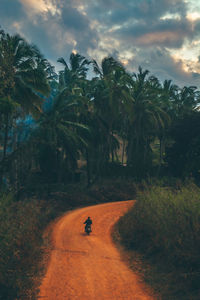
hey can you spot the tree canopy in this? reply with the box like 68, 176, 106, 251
1, 29, 200, 190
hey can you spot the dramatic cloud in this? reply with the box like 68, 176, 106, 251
110, 18, 192, 48
0, 0, 200, 87
130, 47, 200, 87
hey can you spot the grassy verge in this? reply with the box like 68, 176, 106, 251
0, 194, 59, 300
116, 183, 200, 299
0, 178, 137, 299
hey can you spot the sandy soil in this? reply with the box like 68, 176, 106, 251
38, 200, 156, 299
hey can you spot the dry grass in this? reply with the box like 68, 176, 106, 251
116, 183, 200, 299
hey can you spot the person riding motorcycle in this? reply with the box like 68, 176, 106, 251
84, 217, 92, 234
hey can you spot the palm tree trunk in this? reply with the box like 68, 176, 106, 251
111, 148, 114, 162
159, 136, 164, 166
159, 137, 162, 165
121, 139, 126, 165
3, 113, 9, 160
86, 149, 91, 187
108, 132, 112, 163
157, 136, 164, 176
13, 124, 19, 191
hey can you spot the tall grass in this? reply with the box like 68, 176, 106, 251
117, 183, 200, 299
0, 194, 58, 300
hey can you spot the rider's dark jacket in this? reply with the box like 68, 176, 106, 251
84, 218, 92, 226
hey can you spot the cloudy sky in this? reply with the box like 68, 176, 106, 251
1, 0, 200, 87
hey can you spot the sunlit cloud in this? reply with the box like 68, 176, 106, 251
120, 59, 129, 66
172, 54, 200, 75
170, 44, 200, 81
136, 31, 183, 46
12, 22, 22, 32
19, 0, 59, 15
187, 12, 200, 21
170, 39, 200, 62
90, 20, 100, 30
160, 13, 181, 21
76, 4, 87, 16
108, 25, 122, 33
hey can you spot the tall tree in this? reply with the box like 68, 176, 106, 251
173, 86, 200, 117
0, 29, 51, 189
165, 111, 200, 179
57, 52, 90, 93
35, 94, 89, 182
126, 67, 168, 178
0, 30, 50, 160
91, 57, 131, 168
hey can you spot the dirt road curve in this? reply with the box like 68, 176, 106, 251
39, 200, 155, 300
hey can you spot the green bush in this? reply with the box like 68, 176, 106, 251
117, 183, 200, 299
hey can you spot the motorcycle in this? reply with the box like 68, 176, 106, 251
85, 224, 92, 235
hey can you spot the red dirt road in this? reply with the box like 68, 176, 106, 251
39, 200, 155, 299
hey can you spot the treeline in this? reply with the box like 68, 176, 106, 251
1, 29, 200, 193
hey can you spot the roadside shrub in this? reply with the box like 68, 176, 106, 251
0, 194, 56, 299
117, 183, 200, 299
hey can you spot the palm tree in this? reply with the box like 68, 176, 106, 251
57, 52, 90, 93
0, 29, 50, 160
126, 67, 169, 178
174, 86, 200, 116
35, 94, 89, 182
91, 57, 131, 165
35, 52, 91, 182
156, 80, 178, 165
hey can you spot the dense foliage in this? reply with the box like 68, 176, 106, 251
117, 183, 200, 299
165, 112, 200, 179
1, 29, 200, 191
